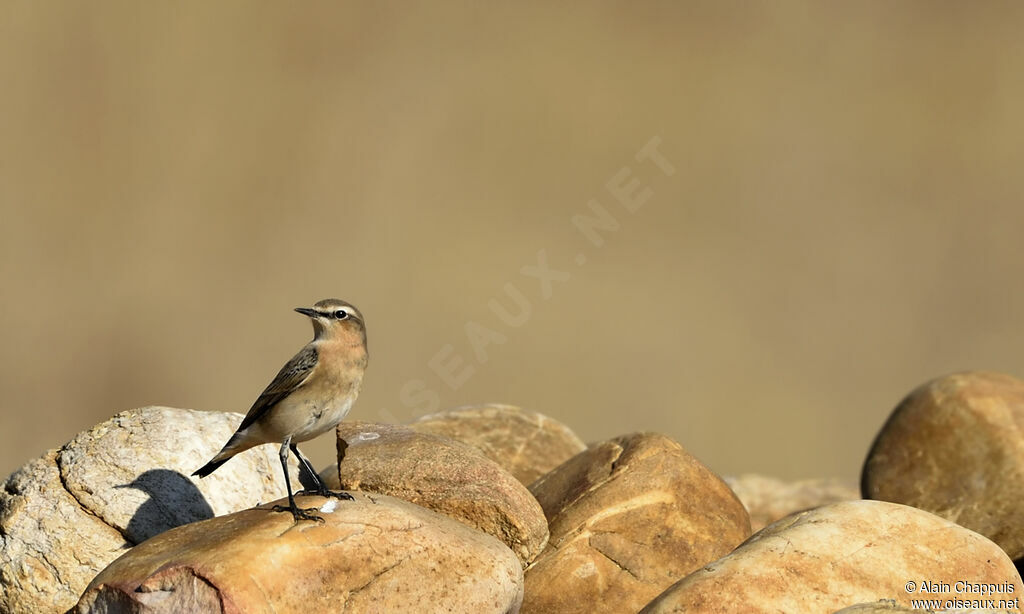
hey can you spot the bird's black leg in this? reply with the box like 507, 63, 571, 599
292, 443, 354, 501
271, 437, 323, 523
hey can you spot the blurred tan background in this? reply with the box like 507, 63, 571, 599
2, 2, 1023, 483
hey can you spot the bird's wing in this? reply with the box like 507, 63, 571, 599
237, 344, 319, 432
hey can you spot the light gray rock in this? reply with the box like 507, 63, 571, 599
0, 406, 294, 614
75, 492, 525, 614
409, 404, 586, 485
0, 451, 124, 614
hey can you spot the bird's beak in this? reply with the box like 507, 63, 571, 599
294, 307, 319, 318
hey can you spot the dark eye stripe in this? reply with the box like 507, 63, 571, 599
314, 307, 358, 320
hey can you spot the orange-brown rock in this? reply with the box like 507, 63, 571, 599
862, 371, 1024, 559
726, 473, 859, 531
329, 421, 548, 566
408, 404, 586, 486
523, 433, 750, 614
0, 407, 290, 614
74, 492, 524, 614
640, 500, 1024, 614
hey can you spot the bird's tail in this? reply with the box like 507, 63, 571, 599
192, 430, 259, 478
192, 457, 229, 478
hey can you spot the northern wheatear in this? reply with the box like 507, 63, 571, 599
193, 298, 368, 522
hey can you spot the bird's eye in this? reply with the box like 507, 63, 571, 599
334, 310, 348, 320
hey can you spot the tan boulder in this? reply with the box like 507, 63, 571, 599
640, 500, 1024, 614
524, 433, 750, 614
862, 371, 1024, 559
74, 492, 524, 614
409, 404, 586, 485
726, 473, 859, 531
0, 406, 291, 614
327, 421, 548, 566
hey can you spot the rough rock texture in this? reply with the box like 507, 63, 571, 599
639, 500, 1024, 614
409, 404, 586, 485
325, 421, 548, 566
524, 433, 751, 614
0, 406, 294, 614
726, 473, 860, 531
862, 371, 1024, 560
75, 492, 524, 614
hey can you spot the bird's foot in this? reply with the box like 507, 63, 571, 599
298, 488, 355, 501
271, 504, 325, 523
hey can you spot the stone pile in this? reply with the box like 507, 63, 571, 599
1, 373, 1023, 613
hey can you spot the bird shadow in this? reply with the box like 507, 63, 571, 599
116, 469, 215, 546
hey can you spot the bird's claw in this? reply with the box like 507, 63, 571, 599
298, 488, 355, 501
271, 504, 325, 523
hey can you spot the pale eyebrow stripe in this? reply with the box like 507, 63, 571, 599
317, 307, 354, 318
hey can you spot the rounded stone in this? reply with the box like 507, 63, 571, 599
74, 492, 524, 614
524, 433, 750, 614
1, 406, 291, 614
639, 500, 1024, 614
726, 473, 859, 532
409, 404, 586, 486
862, 371, 1024, 559
330, 421, 549, 566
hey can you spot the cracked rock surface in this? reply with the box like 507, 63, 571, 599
522, 433, 750, 614
409, 404, 586, 486
327, 421, 549, 567
0, 406, 294, 614
74, 492, 525, 614
640, 500, 1024, 614
862, 371, 1024, 560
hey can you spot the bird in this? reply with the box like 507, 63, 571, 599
192, 298, 368, 522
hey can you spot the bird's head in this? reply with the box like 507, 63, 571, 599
295, 298, 366, 346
